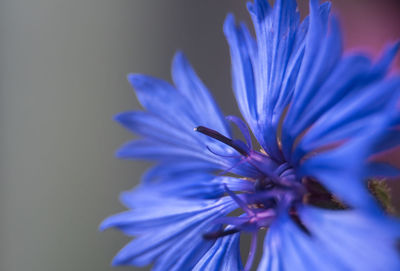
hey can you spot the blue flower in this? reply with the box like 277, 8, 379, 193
101, 0, 400, 270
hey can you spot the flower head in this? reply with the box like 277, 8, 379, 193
101, 0, 400, 270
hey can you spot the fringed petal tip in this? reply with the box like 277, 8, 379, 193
98, 220, 109, 232
98, 215, 118, 232
112, 111, 143, 131
375, 40, 400, 74
126, 73, 146, 89
223, 13, 236, 37
246, 0, 271, 21
111, 251, 142, 267
98, 209, 138, 233
111, 258, 122, 267
171, 50, 187, 72
112, 111, 125, 123
110, 243, 140, 267
114, 142, 133, 159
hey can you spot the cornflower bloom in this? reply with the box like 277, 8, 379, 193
101, 0, 400, 270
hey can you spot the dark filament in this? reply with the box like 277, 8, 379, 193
195, 126, 249, 156
203, 228, 240, 240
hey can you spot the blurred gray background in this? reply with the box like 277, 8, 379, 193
0, 1, 399, 271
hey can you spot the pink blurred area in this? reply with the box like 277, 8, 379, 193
332, 0, 400, 70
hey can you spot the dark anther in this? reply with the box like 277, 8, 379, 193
303, 177, 348, 210
195, 126, 248, 156
289, 207, 311, 236
202, 228, 240, 240
303, 178, 332, 196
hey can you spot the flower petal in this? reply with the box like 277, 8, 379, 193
116, 138, 229, 167
171, 51, 230, 135
295, 78, 400, 163
282, 2, 340, 159
257, 225, 284, 271
260, 207, 400, 271
120, 172, 253, 204
114, 111, 200, 148
119, 69, 235, 170
128, 74, 198, 131
223, 13, 258, 133
284, 37, 399, 165
246, 0, 302, 160
100, 197, 237, 267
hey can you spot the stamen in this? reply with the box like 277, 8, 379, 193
195, 126, 249, 156
195, 125, 282, 182
245, 151, 281, 183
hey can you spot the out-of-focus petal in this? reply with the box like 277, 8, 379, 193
260, 207, 400, 271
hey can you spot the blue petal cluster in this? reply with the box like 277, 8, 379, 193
101, 0, 400, 270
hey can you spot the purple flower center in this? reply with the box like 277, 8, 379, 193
196, 120, 310, 270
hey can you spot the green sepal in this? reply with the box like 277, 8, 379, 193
368, 179, 396, 215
